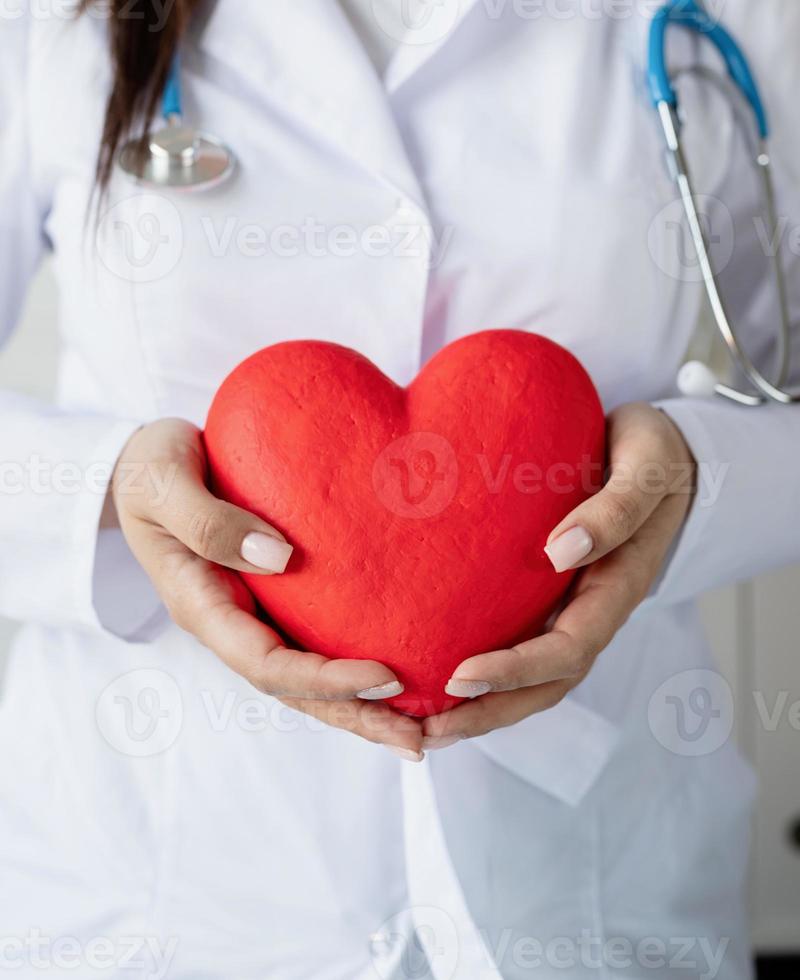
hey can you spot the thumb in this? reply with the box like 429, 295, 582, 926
545, 458, 666, 574
144, 462, 294, 575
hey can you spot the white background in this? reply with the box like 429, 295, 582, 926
1, 262, 798, 950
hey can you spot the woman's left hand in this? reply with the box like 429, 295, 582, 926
421, 402, 697, 751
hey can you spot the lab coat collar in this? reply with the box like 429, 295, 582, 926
192, 0, 433, 209
383, 0, 483, 93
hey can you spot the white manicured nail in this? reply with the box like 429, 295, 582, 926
388, 746, 424, 763
445, 679, 491, 699
544, 525, 593, 573
422, 734, 463, 751
241, 532, 293, 573
357, 681, 404, 701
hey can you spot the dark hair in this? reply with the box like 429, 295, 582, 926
80, 0, 204, 187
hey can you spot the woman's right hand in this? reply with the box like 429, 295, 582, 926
109, 418, 424, 760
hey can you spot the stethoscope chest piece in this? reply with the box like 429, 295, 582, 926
117, 54, 235, 192
118, 123, 235, 192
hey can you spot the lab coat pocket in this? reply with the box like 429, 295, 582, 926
595, 740, 757, 980
472, 695, 620, 807
420, 734, 608, 979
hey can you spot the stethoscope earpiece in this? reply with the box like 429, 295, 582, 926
677, 361, 767, 407
676, 361, 719, 399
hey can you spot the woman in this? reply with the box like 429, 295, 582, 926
0, 0, 797, 977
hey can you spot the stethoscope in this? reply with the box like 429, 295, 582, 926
117, 0, 796, 407
118, 55, 235, 192
650, 0, 794, 406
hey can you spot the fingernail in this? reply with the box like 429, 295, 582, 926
388, 746, 425, 763
357, 681, 404, 701
241, 532, 293, 573
444, 679, 491, 699
544, 525, 593, 573
422, 734, 463, 751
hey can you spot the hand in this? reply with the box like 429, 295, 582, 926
421, 403, 696, 751
110, 419, 424, 759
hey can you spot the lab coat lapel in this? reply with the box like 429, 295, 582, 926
194, 0, 426, 208
384, 0, 482, 93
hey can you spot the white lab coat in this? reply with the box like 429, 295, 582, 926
1, 2, 798, 977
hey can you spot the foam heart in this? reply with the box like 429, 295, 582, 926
204, 330, 605, 717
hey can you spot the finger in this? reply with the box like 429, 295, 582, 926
280, 697, 425, 759
445, 632, 582, 696
446, 571, 629, 694
125, 521, 404, 701
544, 404, 680, 572
543, 494, 688, 662
422, 683, 571, 747
444, 565, 633, 697
122, 429, 293, 576
158, 467, 293, 575
448, 497, 687, 696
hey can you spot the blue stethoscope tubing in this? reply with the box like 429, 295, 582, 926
648, 0, 795, 405
161, 55, 183, 121
648, 0, 769, 139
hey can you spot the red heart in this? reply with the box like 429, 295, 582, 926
204, 330, 604, 717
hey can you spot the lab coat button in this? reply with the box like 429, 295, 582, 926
395, 198, 416, 219
368, 929, 396, 953
368, 928, 402, 968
